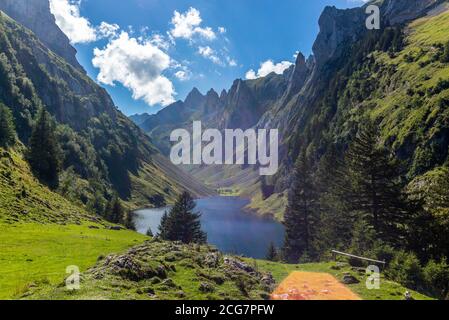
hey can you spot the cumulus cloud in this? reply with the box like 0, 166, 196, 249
49, 0, 97, 44
98, 22, 120, 39
170, 7, 216, 41
198, 46, 222, 65
92, 32, 175, 107
174, 70, 190, 81
245, 60, 293, 80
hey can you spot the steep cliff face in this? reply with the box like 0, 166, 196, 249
312, 6, 366, 68
0, 0, 83, 71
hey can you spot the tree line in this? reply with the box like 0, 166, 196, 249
0, 104, 134, 228
278, 118, 449, 299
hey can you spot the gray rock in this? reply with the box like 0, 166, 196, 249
342, 274, 360, 285
199, 282, 215, 293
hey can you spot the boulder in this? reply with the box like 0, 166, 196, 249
342, 273, 360, 285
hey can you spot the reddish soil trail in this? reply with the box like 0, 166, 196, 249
271, 272, 361, 300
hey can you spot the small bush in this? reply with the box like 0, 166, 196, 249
386, 251, 423, 290
441, 41, 449, 63
422, 259, 449, 299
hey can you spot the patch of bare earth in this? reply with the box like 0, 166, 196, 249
271, 272, 361, 300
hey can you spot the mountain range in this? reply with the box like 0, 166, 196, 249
132, 0, 449, 220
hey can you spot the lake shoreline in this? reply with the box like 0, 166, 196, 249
133, 196, 285, 259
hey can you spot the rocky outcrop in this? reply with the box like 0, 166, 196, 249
0, 0, 84, 72
382, 0, 445, 25
312, 0, 445, 68
312, 6, 366, 67
285, 52, 313, 99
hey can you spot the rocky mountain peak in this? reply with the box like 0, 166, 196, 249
312, 6, 366, 67
220, 89, 228, 101
206, 88, 219, 99
285, 52, 311, 97
184, 87, 205, 109
0, 0, 84, 72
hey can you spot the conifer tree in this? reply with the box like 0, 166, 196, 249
344, 119, 408, 244
158, 192, 207, 244
146, 227, 153, 237
0, 102, 15, 148
27, 108, 61, 188
442, 41, 449, 63
266, 242, 279, 261
124, 211, 136, 231
315, 144, 354, 251
282, 152, 319, 263
107, 195, 125, 224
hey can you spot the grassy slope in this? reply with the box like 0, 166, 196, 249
360, 9, 449, 169
0, 223, 146, 299
24, 241, 274, 300
251, 259, 433, 301
0, 148, 147, 299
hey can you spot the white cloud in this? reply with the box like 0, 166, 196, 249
198, 46, 222, 65
98, 22, 120, 39
218, 27, 226, 34
245, 60, 293, 80
226, 56, 237, 67
174, 70, 190, 81
92, 32, 175, 107
245, 70, 257, 80
49, 0, 97, 44
149, 34, 171, 50
170, 7, 216, 41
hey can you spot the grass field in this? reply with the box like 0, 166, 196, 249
0, 222, 147, 299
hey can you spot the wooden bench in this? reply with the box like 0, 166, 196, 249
331, 250, 386, 268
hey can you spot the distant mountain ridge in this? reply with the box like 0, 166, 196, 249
132, 0, 449, 219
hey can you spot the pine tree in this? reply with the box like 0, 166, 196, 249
315, 144, 354, 252
282, 152, 319, 263
344, 119, 408, 244
27, 108, 61, 188
124, 211, 136, 231
266, 242, 279, 261
442, 41, 449, 63
0, 102, 15, 148
158, 211, 171, 240
107, 195, 125, 224
158, 192, 207, 244
146, 227, 153, 237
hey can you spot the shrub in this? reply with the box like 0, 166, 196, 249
422, 259, 449, 299
441, 41, 449, 63
0, 103, 16, 148
386, 251, 423, 290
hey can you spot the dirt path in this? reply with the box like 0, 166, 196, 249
271, 272, 361, 300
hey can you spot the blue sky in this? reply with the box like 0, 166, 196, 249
50, 0, 365, 115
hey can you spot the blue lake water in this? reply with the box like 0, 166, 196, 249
134, 196, 285, 259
